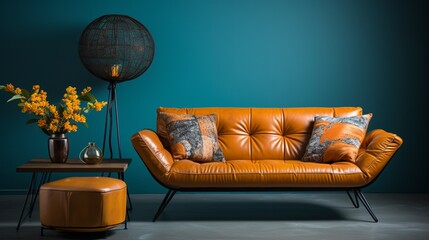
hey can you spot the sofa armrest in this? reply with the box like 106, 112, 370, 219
131, 129, 174, 181
355, 129, 403, 183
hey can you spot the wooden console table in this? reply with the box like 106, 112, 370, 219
15, 158, 131, 231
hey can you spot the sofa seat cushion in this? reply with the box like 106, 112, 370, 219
166, 160, 367, 189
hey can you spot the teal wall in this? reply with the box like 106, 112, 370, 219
0, 0, 427, 193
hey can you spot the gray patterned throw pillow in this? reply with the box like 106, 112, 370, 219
160, 112, 225, 163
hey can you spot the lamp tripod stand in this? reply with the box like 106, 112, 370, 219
102, 82, 122, 160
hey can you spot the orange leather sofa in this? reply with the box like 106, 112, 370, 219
131, 107, 402, 222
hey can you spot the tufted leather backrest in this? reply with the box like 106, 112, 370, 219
157, 107, 362, 160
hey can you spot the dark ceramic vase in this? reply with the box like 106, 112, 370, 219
48, 133, 69, 163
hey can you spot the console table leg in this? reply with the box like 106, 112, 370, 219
118, 172, 133, 221
118, 172, 132, 208
28, 172, 49, 218
16, 172, 51, 231
16, 173, 36, 231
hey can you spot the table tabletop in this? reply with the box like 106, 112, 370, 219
16, 158, 131, 173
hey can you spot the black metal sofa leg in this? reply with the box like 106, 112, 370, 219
347, 190, 359, 208
153, 189, 177, 222
355, 189, 379, 223
152, 189, 377, 222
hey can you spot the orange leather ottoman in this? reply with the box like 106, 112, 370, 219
39, 176, 127, 232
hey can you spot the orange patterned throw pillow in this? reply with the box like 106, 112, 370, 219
160, 112, 225, 163
302, 114, 372, 163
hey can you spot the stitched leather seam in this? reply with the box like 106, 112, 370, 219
250, 108, 253, 160
282, 108, 286, 160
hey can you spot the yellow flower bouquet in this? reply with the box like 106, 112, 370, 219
0, 83, 107, 135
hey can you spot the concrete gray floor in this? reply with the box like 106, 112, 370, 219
1, 193, 428, 240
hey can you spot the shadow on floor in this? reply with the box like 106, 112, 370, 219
131, 199, 349, 222
6, 226, 126, 240
40, 228, 125, 239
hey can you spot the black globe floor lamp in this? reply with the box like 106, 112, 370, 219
78, 14, 154, 160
